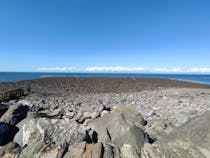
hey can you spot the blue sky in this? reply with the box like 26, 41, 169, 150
0, 0, 210, 73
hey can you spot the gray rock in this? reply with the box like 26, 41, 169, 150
88, 106, 146, 149
0, 142, 21, 158
103, 144, 114, 158
92, 142, 104, 158
18, 140, 46, 158
141, 111, 210, 158
63, 142, 86, 158
14, 117, 86, 147
120, 144, 141, 158
106, 113, 145, 148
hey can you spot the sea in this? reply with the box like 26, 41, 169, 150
0, 72, 210, 85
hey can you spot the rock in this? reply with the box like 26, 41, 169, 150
0, 142, 21, 158
88, 106, 146, 149
79, 111, 100, 124
18, 140, 46, 158
0, 104, 29, 126
36, 108, 62, 118
14, 117, 86, 147
107, 114, 145, 148
0, 89, 24, 103
82, 143, 94, 158
141, 111, 210, 158
103, 144, 114, 158
13, 113, 34, 146
92, 142, 104, 158
120, 144, 140, 158
145, 120, 172, 139
64, 142, 86, 158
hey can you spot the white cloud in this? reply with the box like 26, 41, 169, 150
187, 67, 210, 73
36, 66, 210, 73
152, 67, 185, 73
153, 68, 169, 72
37, 67, 76, 72
85, 66, 145, 72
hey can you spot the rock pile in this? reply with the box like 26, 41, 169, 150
0, 87, 210, 158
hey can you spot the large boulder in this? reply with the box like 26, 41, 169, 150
14, 117, 86, 146
141, 111, 210, 158
88, 106, 146, 154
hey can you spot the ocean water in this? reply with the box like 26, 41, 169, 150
0, 72, 210, 85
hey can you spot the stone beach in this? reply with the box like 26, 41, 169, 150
0, 77, 210, 158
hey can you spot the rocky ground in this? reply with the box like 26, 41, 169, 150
0, 77, 210, 158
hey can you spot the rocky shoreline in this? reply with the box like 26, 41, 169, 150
0, 77, 210, 158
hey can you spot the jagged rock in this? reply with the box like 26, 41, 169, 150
107, 113, 145, 148
0, 104, 29, 126
103, 144, 114, 158
141, 111, 210, 158
79, 111, 100, 124
18, 140, 46, 158
64, 142, 86, 158
36, 108, 62, 118
0, 142, 21, 158
120, 144, 141, 158
14, 117, 86, 147
82, 143, 94, 158
88, 106, 146, 149
92, 142, 104, 158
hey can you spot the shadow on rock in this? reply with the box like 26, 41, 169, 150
0, 122, 19, 146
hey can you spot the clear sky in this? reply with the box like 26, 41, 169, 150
0, 0, 210, 73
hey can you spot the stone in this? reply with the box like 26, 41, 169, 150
107, 114, 145, 148
0, 142, 21, 158
92, 142, 104, 158
141, 111, 210, 158
120, 144, 140, 158
88, 106, 146, 149
18, 140, 46, 158
103, 144, 114, 158
0, 104, 29, 126
64, 142, 86, 158
14, 117, 86, 147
